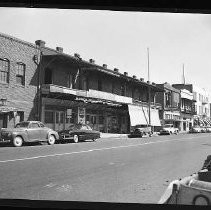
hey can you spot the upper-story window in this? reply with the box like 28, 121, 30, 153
44, 68, 52, 84
16, 62, 25, 86
0, 58, 9, 84
121, 83, 125, 96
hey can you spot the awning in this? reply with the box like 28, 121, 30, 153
0, 106, 18, 113
128, 105, 148, 126
128, 105, 161, 126
143, 107, 161, 126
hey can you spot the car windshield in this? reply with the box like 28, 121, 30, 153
164, 125, 173, 128
15, 122, 30, 128
68, 124, 82, 130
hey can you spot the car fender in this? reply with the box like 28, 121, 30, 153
12, 131, 28, 142
48, 130, 59, 140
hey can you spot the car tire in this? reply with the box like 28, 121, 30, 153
13, 136, 23, 147
73, 134, 79, 143
47, 134, 56, 145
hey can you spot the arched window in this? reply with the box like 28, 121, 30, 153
16, 62, 25, 85
0, 58, 9, 83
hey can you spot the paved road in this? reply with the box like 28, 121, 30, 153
0, 133, 211, 204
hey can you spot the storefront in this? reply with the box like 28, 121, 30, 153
41, 97, 129, 133
163, 111, 181, 130
128, 104, 161, 130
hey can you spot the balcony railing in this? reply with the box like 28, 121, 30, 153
132, 99, 162, 109
41, 84, 133, 104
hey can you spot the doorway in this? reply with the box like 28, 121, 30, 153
55, 111, 64, 131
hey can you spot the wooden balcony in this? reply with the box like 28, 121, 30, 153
41, 84, 133, 104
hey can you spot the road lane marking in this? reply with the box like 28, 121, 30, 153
0, 135, 209, 164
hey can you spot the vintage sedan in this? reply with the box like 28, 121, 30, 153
0, 121, 59, 147
58, 124, 101, 143
189, 126, 202, 133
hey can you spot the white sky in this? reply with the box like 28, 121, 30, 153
1, 7, 211, 93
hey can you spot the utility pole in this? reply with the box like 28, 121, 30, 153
147, 47, 151, 127
182, 63, 185, 85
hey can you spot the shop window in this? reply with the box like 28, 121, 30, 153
91, 116, 97, 124
45, 111, 54, 123
0, 58, 9, 84
99, 116, 104, 124
16, 62, 25, 86
44, 68, 53, 84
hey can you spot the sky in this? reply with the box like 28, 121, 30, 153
0, 7, 211, 93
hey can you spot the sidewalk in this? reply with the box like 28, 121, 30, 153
100, 131, 189, 139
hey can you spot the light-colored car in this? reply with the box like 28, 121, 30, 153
205, 127, 211, 133
0, 121, 59, 147
189, 126, 202, 133
159, 124, 179, 135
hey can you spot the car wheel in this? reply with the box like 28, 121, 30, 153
92, 138, 96, 141
47, 134, 56, 145
73, 135, 79, 143
13, 136, 23, 147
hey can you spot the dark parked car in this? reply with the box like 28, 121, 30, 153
58, 124, 101, 143
0, 121, 59, 147
128, 125, 152, 138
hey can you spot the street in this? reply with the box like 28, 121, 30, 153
0, 133, 210, 204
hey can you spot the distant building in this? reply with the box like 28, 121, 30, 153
172, 84, 211, 127
156, 83, 181, 130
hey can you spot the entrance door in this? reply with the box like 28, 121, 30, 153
55, 111, 64, 131
0, 114, 7, 129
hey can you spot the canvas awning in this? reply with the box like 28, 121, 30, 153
142, 107, 161, 126
128, 105, 148, 126
128, 105, 161, 126
0, 106, 18, 113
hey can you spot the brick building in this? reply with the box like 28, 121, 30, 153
0, 33, 40, 129
0, 32, 163, 133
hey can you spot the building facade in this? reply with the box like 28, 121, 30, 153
155, 83, 181, 130
0, 33, 163, 133
173, 84, 211, 127
0, 33, 40, 129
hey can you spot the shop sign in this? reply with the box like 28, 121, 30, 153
78, 107, 85, 124
66, 109, 72, 118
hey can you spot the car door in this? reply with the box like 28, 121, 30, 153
39, 122, 49, 140
26, 122, 41, 142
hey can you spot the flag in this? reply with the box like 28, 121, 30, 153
74, 69, 80, 85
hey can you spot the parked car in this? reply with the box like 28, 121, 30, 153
205, 127, 211, 133
58, 124, 101, 143
201, 126, 207, 133
0, 121, 59, 147
189, 126, 202, 133
128, 125, 153, 138
159, 124, 179, 135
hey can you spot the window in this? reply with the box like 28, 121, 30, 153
0, 58, 9, 83
45, 111, 54, 123
68, 73, 73, 88
16, 62, 25, 85
44, 68, 52, 84
29, 123, 39, 128
121, 84, 125, 96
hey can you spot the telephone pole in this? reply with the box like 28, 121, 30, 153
147, 47, 151, 127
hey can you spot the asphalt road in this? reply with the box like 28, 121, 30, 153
0, 133, 211, 204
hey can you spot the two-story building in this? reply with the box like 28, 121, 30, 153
0, 32, 40, 129
155, 83, 181, 130
37, 40, 163, 133
0, 32, 163, 133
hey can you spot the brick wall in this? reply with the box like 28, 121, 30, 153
0, 33, 38, 126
